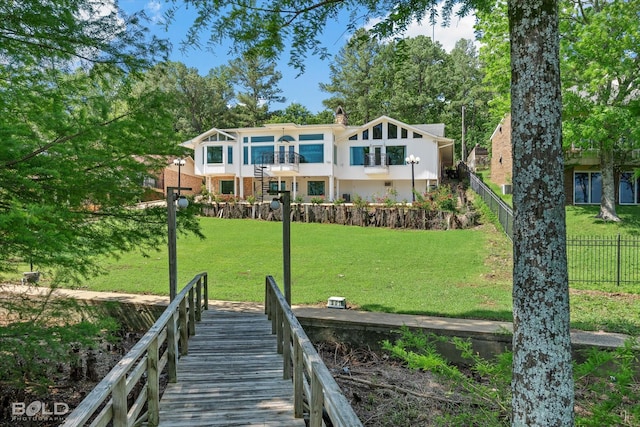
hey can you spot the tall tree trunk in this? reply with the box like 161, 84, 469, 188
509, 1, 575, 426
597, 143, 620, 221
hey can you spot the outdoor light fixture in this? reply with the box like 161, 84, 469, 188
269, 190, 292, 306
405, 154, 420, 202
173, 158, 186, 196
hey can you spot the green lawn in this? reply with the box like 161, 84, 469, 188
76, 215, 639, 336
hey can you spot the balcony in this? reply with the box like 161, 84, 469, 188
260, 152, 301, 176
364, 153, 389, 175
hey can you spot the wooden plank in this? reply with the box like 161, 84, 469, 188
157, 309, 304, 427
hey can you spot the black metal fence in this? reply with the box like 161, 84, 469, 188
567, 235, 640, 286
468, 170, 513, 241
465, 167, 639, 286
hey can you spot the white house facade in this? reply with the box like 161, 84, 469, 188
182, 112, 455, 202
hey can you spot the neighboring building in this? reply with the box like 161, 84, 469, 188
490, 114, 640, 205
182, 111, 455, 202
142, 156, 203, 199
466, 144, 489, 172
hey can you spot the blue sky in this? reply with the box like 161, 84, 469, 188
119, 1, 477, 113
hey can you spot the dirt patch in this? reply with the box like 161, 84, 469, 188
316, 342, 487, 426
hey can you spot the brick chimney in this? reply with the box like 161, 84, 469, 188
335, 106, 347, 125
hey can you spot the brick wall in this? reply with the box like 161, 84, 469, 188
164, 169, 203, 195
490, 114, 513, 187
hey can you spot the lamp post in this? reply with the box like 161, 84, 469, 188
173, 158, 186, 196
405, 154, 420, 202
167, 186, 190, 301
269, 190, 291, 306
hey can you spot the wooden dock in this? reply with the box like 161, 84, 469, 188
157, 307, 306, 427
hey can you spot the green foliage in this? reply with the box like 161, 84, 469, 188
382, 327, 511, 425
310, 196, 325, 205
384, 327, 640, 426
352, 194, 369, 208
0, 298, 120, 393
413, 185, 457, 212
0, 0, 202, 281
574, 339, 640, 426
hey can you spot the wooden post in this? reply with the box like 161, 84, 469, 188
112, 376, 128, 426
188, 287, 195, 336
167, 311, 178, 383
276, 305, 283, 354
196, 278, 202, 321
203, 273, 208, 310
283, 316, 291, 380
179, 299, 188, 356
147, 336, 160, 427
293, 336, 304, 418
310, 362, 324, 427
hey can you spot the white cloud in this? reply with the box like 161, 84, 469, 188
401, 8, 477, 52
145, 0, 163, 22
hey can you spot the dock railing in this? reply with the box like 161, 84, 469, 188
265, 275, 363, 427
61, 272, 208, 427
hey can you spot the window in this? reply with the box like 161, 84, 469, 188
386, 146, 406, 165
388, 123, 398, 139
227, 146, 233, 164
333, 145, 337, 165
251, 145, 274, 164
350, 146, 369, 165
220, 180, 234, 194
299, 133, 324, 141
373, 123, 383, 139
413, 132, 422, 138
308, 181, 325, 196
299, 144, 324, 163
251, 136, 275, 143
619, 172, 640, 204
243, 147, 248, 164
401, 128, 408, 138
206, 146, 223, 163
349, 134, 357, 141
269, 181, 286, 192
362, 129, 369, 140
574, 171, 602, 204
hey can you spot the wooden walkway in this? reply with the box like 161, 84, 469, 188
157, 307, 306, 427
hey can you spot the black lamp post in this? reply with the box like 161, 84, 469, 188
167, 186, 190, 301
269, 190, 291, 306
405, 154, 420, 202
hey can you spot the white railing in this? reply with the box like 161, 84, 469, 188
61, 273, 208, 427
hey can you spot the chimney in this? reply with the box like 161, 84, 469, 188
334, 106, 347, 125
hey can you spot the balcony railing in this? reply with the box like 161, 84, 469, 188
259, 152, 300, 173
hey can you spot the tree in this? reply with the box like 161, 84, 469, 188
560, 0, 640, 221
229, 53, 285, 127
319, 29, 385, 124
267, 103, 335, 125
144, 62, 235, 138
0, 0, 201, 281
509, 1, 574, 424
172, 0, 575, 424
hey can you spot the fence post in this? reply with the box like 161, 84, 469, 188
147, 336, 160, 426
167, 311, 178, 382
188, 287, 196, 336
310, 362, 324, 427
112, 376, 127, 426
179, 299, 188, 355
617, 233, 621, 286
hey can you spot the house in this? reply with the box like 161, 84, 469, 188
182, 110, 455, 202
466, 144, 489, 172
490, 114, 640, 205
141, 156, 203, 200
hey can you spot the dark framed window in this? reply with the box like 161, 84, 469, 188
220, 180, 234, 194
299, 134, 324, 141
206, 146, 223, 163
574, 171, 601, 204
308, 181, 325, 196
251, 145, 274, 164
227, 146, 233, 164
388, 123, 398, 139
386, 145, 406, 165
373, 123, 383, 139
299, 144, 324, 163
350, 146, 369, 165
